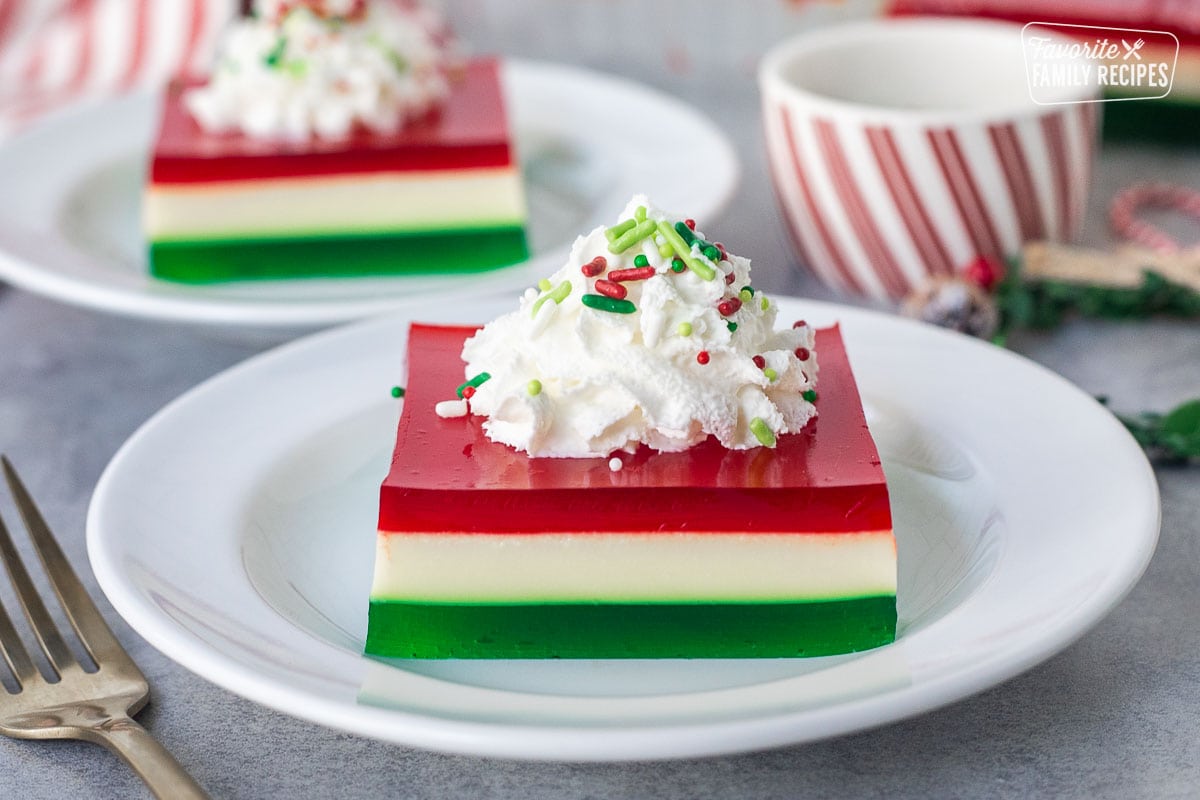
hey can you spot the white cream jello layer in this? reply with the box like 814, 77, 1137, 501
144, 168, 525, 241
371, 531, 898, 602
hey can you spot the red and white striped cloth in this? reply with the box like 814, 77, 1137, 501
0, 0, 238, 139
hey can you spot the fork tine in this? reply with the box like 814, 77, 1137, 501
2, 457, 133, 670
0, 594, 39, 689
0, 506, 75, 676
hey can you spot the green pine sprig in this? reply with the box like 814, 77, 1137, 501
990, 258, 1199, 464
994, 263, 1200, 338
1101, 398, 1200, 464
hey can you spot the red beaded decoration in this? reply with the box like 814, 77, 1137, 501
581, 256, 606, 277
594, 279, 628, 300
960, 256, 1004, 291
794, 347, 810, 361
608, 266, 656, 282
792, 320, 807, 329
717, 297, 742, 317
684, 218, 697, 230
752, 355, 766, 369
696, 351, 710, 365
461, 385, 476, 400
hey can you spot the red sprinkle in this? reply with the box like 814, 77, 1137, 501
696, 350, 710, 365
795, 347, 810, 361
717, 297, 742, 317
594, 279, 628, 300
792, 319, 808, 329
724, 271, 735, 285
461, 386, 476, 399
608, 266, 656, 282
684, 218, 696, 230
752, 355, 766, 369
714, 242, 728, 261
581, 256, 606, 277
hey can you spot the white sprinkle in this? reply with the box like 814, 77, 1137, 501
435, 399, 468, 418
608, 457, 623, 472
522, 287, 538, 302
530, 296, 557, 337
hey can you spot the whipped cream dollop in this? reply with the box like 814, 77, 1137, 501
186, 0, 449, 140
457, 196, 819, 458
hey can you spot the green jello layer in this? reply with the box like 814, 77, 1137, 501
365, 597, 897, 659
148, 226, 528, 283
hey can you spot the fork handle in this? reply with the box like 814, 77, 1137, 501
80, 716, 211, 800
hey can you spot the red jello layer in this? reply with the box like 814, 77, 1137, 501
379, 324, 891, 535
150, 59, 515, 185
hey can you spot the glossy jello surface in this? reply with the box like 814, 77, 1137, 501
379, 323, 891, 535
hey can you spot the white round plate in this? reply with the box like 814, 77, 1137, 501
0, 60, 737, 330
86, 297, 1159, 761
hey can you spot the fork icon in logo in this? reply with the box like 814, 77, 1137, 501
1122, 38, 1145, 60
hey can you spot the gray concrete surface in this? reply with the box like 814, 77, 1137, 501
2, 15, 1199, 799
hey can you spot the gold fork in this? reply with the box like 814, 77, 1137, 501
0, 457, 209, 799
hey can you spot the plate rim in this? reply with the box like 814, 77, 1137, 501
85, 298, 1161, 761
0, 58, 739, 330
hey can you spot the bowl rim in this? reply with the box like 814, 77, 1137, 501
757, 18, 1099, 126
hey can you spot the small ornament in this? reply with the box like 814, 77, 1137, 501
962, 255, 1005, 291
902, 277, 999, 339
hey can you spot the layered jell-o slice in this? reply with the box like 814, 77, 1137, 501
367, 323, 896, 659
144, 59, 528, 282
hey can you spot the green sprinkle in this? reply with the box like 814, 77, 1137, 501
657, 220, 690, 257
387, 50, 409, 74
457, 372, 492, 398
581, 294, 637, 314
264, 37, 287, 68
741, 285, 755, 296
739, 288, 753, 303
284, 59, 307, 78
608, 219, 658, 253
760, 296, 770, 311
390, 386, 405, 398
803, 389, 818, 402
527, 379, 542, 396
634, 254, 649, 268
674, 221, 697, 246
550, 280, 572, 303
703, 245, 721, 262
678, 322, 693, 337
763, 367, 778, 382
537, 278, 553, 292
605, 218, 636, 243
634, 205, 647, 222
658, 241, 674, 259
656, 221, 716, 280
671, 258, 686, 273
531, 280, 572, 318
686, 254, 716, 281
750, 417, 776, 447
727, 321, 738, 333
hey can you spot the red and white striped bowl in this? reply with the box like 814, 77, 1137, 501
760, 19, 1100, 301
